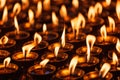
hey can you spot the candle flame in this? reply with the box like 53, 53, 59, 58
112, 52, 119, 66
0, 0, 6, 9
60, 5, 67, 19
116, 39, 120, 53
34, 32, 42, 45
105, 0, 111, 7
36, 1, 42, 18
54, 45, 60, 57
43, 0, 50, 11
72, 0, 79, 9
116, 0, 120, 20
69, 56, 78, 74
22, 43, 35, 57
28, 9, 34, 25
14, 16, 20, 33
86, 35, 96, 62
3, 57, 11, 67
100, 25, 107, 40
0, 35, 8, 45
39, 59, 49, 68
52, 12, 59, 26
61, 27, 65, 47
78, 13, 86, 28
108, 16, 115, 32
43, 23, 47, 33
22, 0, 29, 10
99, 63, 111, 78
2, 6, 8, 24
94, 2, 102, 15
13, 3, 21, 16
88, 6, 95, 22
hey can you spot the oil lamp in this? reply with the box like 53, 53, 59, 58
28, 59, 56, 80
0, 57, 19, 80
53, 56, 85, 80
41, 44, 68, 67
48, 27, 74, 54
39, 23, 58, 43
83, 63, 112, 80
76, 35, 102, 58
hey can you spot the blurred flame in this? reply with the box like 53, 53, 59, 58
88, 6, 95, 22
108, 16, 115, 32
72, 0, 79, 9
14, 16, 20, 34
54, 45, 60, 57
43, 24, 47, 33
39, 59, 49, 68
22, 43, 35, 57
22, 0, 29, 10
34, 32, 42, 45
112, 52, 119, 66
13, 3, 21, 16
52, 12, 59, 26
36, 1, 42, 18
2, 6, 8, 24
99, 63, 111, 78
105, 0, 111, 6
61, 27, 65, 47
69, 56, 78, 74
3, 57, 11, 67
0, 0, 6, 9
116, 39, 120, 53
0, 35, 8, 45
94, 2, 102, 15
43, 0, 50, 11
28, 9, 34, 25
86, 35, 96, 62
60, 5, 67, 19
100, 25, 107, 40
116, 0, 120, 20
78, 13, 86, 28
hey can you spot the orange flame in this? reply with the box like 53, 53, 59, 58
36, 1, 42, 18
78, 13, 86, 28
72, 0, 79, 9
0, 35, 8, 45
39, 59, 49, 68
54, 45, 60, 57
13, 3, 21, 16
22, 43, 35, 57
34, 32, 42, 45
99, 63, 111, 78
112, 52, 119, 66
14, 16, 20, 34
100, 25, 107, 40
43, 23, 47, 33
61, 27, 65, 47
60, 5, 67, 19
105, 0, 111, 6
1, 6, 8, 24
116, 0, 120, 20
52, 12, 59, 26
28, 9, 34, 25
88, 6, 95, 22
116, 39, 120, 53
21, 0, 29, 10
0, 0, 6, 9
43, 0, 50, 11
86, 35, 96, 62
3, 57, 11, 67
69, 56, 78, 74
94, 2, 102, 15
108, 16, 115, 32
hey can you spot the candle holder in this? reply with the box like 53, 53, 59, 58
28, 64, 56, 80
83, 71, 113, 80
76, 46, 102, 58
38, 31, 59, 43
77, 55, 99, 73
48, 42, 74, 54
0, 63, 19, 80
53, 66, 85, 80
41, 51, 68, 67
